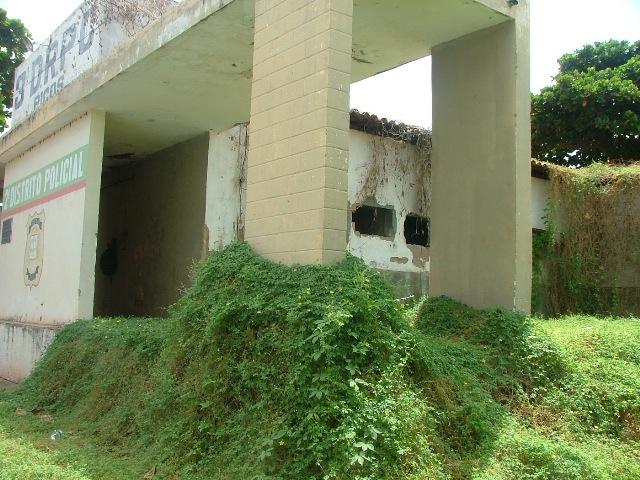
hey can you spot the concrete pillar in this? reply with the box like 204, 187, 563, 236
245, 0, 353, 265
430, 15, 532, 312
78, 111, 105, 318
206, 125, 248, 251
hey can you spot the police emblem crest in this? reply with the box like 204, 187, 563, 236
24, 211, 45, 287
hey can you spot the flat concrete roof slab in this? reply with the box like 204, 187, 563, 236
0, 0, 512, 164
352, 0, 509, 81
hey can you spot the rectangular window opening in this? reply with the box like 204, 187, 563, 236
404, 214, 430, 247
352, 203, 396, 238
1, 218, 13, 245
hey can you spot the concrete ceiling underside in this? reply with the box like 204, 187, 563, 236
102, 0, 255, 159
351, 0, 508, 81
1, 0, 509, 165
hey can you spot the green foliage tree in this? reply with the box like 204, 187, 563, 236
0, 9, 31, 130
532, 40, 640, 167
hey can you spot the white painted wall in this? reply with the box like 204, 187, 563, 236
0, 113, 105, 325
141, 123, 551, 293
532, 176, 550, 231
206, 125, 248, 251
347, 130, 430, 274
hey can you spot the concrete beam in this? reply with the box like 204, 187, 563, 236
473, 0, 519, 18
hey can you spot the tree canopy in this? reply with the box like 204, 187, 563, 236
0, 9, 31, 130
532, 40, 640, 167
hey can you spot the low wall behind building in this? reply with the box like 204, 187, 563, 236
347, 130, 430, 298
534, 165, 640, 316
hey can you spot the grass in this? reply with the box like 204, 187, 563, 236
0, 402, 139, 479
1, 243, 639, 479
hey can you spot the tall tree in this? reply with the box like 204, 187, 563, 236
0, 9, 31, 130
532, 40, 640, 167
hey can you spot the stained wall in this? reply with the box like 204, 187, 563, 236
94, 134, 209, 317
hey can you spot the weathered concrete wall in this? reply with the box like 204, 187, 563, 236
0, 112, 105, 325
347, 131, 429, 297
0, 322, 59, 383
94, 134, 208, 317
11, 0, 173, 127
206, 125, 248, 251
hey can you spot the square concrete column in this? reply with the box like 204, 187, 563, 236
430, 12, 532, 312
245, 0, 353, 265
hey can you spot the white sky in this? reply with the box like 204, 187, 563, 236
1, 0, 639, 129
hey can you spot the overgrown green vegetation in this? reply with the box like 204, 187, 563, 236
1, 243, 639, 479
535, 162, 640, 316
532, 39, 640, 166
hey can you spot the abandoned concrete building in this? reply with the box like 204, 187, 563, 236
0, 0, 533, 381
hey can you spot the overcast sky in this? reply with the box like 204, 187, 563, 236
1, 0, 639, 128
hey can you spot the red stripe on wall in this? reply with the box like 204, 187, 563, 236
1, 181, 87, 221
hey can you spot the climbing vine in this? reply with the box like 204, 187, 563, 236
83, 0, 176, 37
378, 119, 432, 217
536, 163, 640, 316
350, 111, 432, 216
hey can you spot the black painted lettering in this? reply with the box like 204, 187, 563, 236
30, 55, 43, 96
44, 40, 58, 84
79, 12, 94, 55
60, 23, 77, 70
13, 71, 26, 109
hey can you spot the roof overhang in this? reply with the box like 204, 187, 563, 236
0, 0, 515, 169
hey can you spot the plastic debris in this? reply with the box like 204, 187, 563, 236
50, 429, 63, 441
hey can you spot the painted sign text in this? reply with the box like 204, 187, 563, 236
2, 146, 89, 214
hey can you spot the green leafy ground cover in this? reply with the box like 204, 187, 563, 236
1, 243, 639, 479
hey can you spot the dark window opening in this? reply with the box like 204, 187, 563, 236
352, 204, 396, 238
1, 218, 12, 244
404, 215, 430, 247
